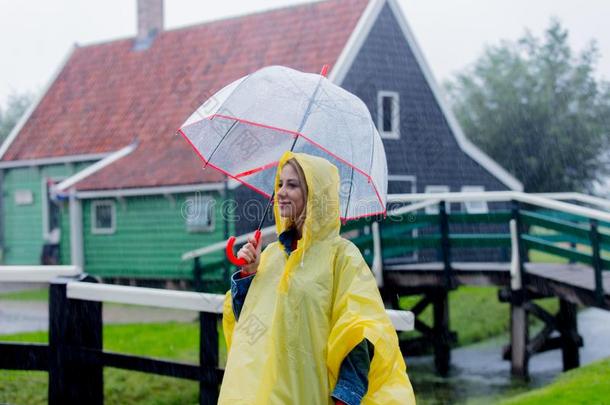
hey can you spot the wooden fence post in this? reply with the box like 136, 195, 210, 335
433, 289, 451, 376
510, 202, 529, 378
438, 201, 453, 289
558, 299, 580, 371
199, 312, 220, 404
49, 276, 102, 405
589, 219, 604, 307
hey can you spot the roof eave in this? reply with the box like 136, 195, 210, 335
54, 141, 139, 193
74, 182, 226, 199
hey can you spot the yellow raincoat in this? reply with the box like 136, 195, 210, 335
220, 151, 415, 404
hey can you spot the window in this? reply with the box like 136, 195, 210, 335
14, 190, 34, 205
377, 91, 400, 139
91, 200, 116, 234
461, 186, 488, 214
424, 185, 450, 214
185, 195, 215, 232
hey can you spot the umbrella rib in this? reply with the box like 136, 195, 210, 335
293, 75, 326, 146
203, 119, 239, 170
344, 166, 355, 220
254, 75, 327, 230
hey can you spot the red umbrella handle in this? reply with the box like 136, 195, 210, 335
226, 229, 262, 266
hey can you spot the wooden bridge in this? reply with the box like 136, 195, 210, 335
184, 191, 610, 379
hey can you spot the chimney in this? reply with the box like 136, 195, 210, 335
134, 0, 163, 50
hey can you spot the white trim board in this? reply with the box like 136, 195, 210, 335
0, 152, 112, 169
54, 142, 138, 193
75, 182, 226, 199
0, 45, 77, 161
330, 0, 523, 191
388, 174, 416, 182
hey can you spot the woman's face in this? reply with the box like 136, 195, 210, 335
277, 163, 305, 220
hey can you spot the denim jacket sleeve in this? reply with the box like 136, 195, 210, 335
230, 270, 256, 321
331, 339, 373, 405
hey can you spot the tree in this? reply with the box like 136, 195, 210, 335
0, 92, 33, 145
445, 19, 610, 192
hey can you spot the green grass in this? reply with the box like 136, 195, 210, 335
0, 322, 227, 405
400, 286, 558, 347
500, 357, 610, 404
0, 287, 49, 301
492, 357, 610, 405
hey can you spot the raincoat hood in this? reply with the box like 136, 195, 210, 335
274, 151, 341, 247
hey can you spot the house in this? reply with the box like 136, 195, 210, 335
0, 0, 521, 281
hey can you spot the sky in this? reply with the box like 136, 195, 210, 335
1, 0, 609, 106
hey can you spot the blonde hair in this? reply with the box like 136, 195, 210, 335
284, 158, 308, 234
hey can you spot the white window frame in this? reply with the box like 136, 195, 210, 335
377, 90, 400, 139
91, 200, 116, 235
461, 186, 489, 214
424, 185, 450, 214
185, 195, 215, 233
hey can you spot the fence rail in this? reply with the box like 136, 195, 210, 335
0, 265, 81, 281
1, 273, 413, 404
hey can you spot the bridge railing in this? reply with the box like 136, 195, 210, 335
384, 192, 610, 305
180, 191, 609, 303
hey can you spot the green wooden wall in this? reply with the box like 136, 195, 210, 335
1, 162, 91, 264
78, 192, 231, 279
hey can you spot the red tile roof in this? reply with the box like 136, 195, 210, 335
2, 0, 369, 190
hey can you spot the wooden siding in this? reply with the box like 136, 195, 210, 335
341, 3, 509, 193
81, 192, 231, 279
1, 162, 91, 264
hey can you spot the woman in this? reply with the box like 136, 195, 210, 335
219, 151, 415, 404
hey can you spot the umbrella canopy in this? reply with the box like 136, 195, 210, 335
178, 65, 387, 221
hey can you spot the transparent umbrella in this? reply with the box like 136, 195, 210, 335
178, 65, 387, 265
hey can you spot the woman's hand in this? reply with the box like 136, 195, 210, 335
237, 233, 261, 275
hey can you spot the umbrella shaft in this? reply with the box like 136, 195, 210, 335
256, 74, 325, 231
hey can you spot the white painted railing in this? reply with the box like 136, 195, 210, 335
387, 191, 610, 223
0, 265, 81, 282
66, 282, 414, 331
66, 282, 225, 314
534, 192, 610, 211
